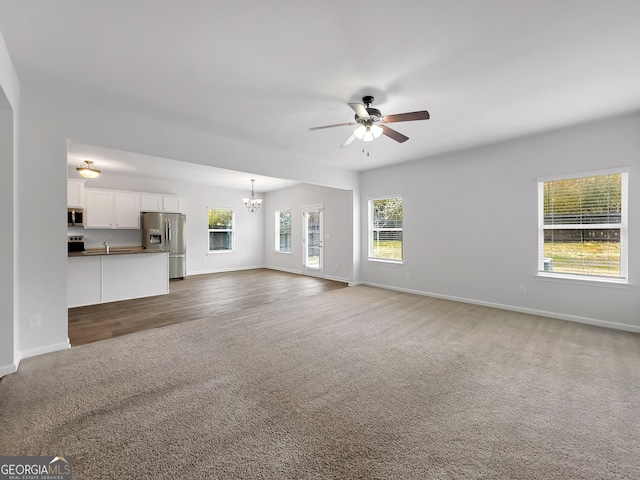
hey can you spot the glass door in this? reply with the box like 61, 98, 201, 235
303, 204, 323, 276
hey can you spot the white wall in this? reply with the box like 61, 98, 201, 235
0, 29, 19, 376
73, 172, 265, 274
360, 112, 640, 331
263, 183, 354, 283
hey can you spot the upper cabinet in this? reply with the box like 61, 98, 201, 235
74, 182, 182, 229
67, 179, 86, 208
113, 192, 141, 228
140, 194, 181, 213
85, 190, 140, 229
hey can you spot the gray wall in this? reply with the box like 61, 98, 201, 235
0, 28, 19, 376
360, 112, 640, 330
0, 90, 15, 374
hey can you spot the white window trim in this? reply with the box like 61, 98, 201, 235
536, 169, 628, 284
207, 207, 235, 253
367, 195, 403, 264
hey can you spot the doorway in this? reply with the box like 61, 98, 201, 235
303, 204, 323, 277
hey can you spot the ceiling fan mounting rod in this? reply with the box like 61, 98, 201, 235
362, 95, 374, 107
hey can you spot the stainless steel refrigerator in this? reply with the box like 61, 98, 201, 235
142, 212, 186, 279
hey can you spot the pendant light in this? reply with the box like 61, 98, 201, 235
76, 160, 101, 179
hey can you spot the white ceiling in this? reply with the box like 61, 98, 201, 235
67, 141, 299, 192
2, 1, 640, 182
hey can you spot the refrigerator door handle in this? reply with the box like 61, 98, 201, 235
167, 219, 172, 242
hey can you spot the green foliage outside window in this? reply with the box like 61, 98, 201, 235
208, 208, 234, 251
208, 209, 233, 230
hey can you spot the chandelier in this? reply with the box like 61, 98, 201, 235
243, 179, 263, 213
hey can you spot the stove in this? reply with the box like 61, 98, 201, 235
68, 235, 86, 253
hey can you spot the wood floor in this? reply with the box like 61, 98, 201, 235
68, 269, 347, 347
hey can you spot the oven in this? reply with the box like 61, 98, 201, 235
68, 235, 86, 253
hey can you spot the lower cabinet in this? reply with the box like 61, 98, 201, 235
68, 253, 169, 307
68, 256, 102, 307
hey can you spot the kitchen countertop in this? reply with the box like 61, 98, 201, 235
68, 246, 167, 257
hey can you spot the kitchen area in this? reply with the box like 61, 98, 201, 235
67, 178, 186, 308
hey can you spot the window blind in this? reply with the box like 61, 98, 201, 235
539, 172, 627, 280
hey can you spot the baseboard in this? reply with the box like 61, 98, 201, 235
0, 361, 19, 378
323, 274, 350, 284
361, 281, 640, 333
188, 265, 351, 285
266, 267, 349, 284
265, 265, 303, 275
20, 339, 71, 360
187, 265, 266, 276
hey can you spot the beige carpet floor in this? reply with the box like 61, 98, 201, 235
1, 286, 639, 479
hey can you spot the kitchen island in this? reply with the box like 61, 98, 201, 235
68, 247, 169, 308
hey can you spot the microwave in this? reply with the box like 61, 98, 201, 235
68, 208, 85, 227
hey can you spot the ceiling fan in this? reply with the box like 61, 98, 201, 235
309, 95, 430, 148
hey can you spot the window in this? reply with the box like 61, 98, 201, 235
538, 170, 628, 281
208, 208, 234, 252
275, 209, 291, 253
368, 197, 403, 262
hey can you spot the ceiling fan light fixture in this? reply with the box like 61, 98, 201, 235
310, 95, 429, 147
354, 124, 383, 142
76, 160, 101, 179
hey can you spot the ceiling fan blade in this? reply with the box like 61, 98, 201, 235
382, 110, 430, 123
309, 121, 356, 131
348, 103, 370, 119
381, 125, 409, 143
340, 133, 356, 148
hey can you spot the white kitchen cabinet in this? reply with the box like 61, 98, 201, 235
85, 190, 113, 228
85, 190, 140, 229
140, 193, 181, 213
162, 195, 182, 213
113, 192, 141, 228
67, 179, 86, 207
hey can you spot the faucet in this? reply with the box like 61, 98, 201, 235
103, 242, 109, 254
